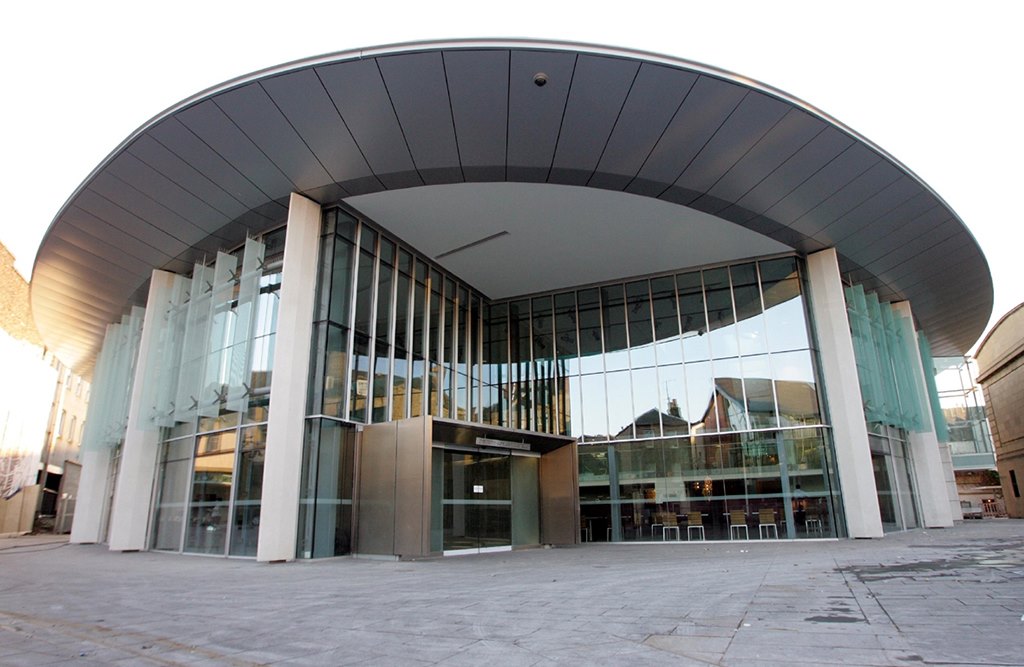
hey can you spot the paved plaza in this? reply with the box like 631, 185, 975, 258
1, 520, 1022, 666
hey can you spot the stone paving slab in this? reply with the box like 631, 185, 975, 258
2, 520, 1023, 665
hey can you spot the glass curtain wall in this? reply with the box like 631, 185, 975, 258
307, 209, 488, 428
499, 257, 837, 541
299, 209, 491, 556
869, 425, 919, 532
845, 284, 935, 530
150, 228, 283, 557
304, 207, 839, 546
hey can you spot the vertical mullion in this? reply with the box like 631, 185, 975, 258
341, 223, 360, 422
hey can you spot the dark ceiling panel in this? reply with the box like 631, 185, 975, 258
550, 55, 639, 185
31, 41, 993, 369
672, 91, 791, 200
51, 223, 154, 277
148, 118, 272, 209
127, 134, 252, 222
378, 52, 462, 185
694, 109, 825, 213
827, 191, 939, 249
771, 143, 882, 229
316, 58, 420, 189
106, 151, 232, 233
788, 158, 902, 235
176, 99, 297, 197
851, 208, 951, 264
44, 236, 145, 286
213, 82, 334, 192
721, 126, 855, 223
812, 177, 923, 244
303, 183, 351, 209
883, 235, 969, 285
88, 172, 209, 241
871, 225, 963, 275
628, 75, 747, 196
63, 206, 175, 265
507, 50, 577, 181
443, 49, 509, 182
73, 188, 190, 256
590, 63, 697, 190
261, 69, 378, 191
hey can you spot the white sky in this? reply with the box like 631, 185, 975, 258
2, 1, 1020, 352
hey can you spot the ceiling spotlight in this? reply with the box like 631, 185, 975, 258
533, 72, 548, 87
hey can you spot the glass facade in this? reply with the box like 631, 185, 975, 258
932, 356, 995, 464
297, 207, 842, 549
150, 228, 283, 557
869, 425, 920, 532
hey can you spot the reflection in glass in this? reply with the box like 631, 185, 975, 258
577, 289, 603, 374
581, 373, 608, 441
441, 451, 511, 551
328, 236, 354, 326
704, 268, 737, 359
740, 354, 777, 428
304, 209, 838, 542
230, 426, 265, 557
602, 285, 629, 372
678, 272, 710, 363
684, 361, 715, 429
651, 276, 682, 365
554, 292, 579, 375
631, 366, 661, 439
152, 447, 190, 551
772, 350, 821, 425
579, 428, 837, 542
297, 419, 355, 558
185, 433, 236, 555
606, 370, 634, 440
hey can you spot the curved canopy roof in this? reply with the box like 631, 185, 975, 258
31, 39, 992, 377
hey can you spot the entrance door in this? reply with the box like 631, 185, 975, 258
441, 451, 511, 554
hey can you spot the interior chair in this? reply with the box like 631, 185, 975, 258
805, 511, 823, 536
729, 509, 749, 540
662, 513, 680, 541
650, 511, 664, 540
686, 511, 705, 541
758, 508, 779, 539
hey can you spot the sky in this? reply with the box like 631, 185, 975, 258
2, 1, 1021, 353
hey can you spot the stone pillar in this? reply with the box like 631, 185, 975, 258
257, 193, 321, 562
69, 447, 111, 544
107, 271, 177, 551
890, 301, 954, 528
805, 249, 883, 538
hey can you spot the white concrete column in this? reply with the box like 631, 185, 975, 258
108, 271, 177, 551
257, 193, 321, 562
937, 441, 964, 521
805, 248, 884, 538
69, 447, 112, 543
890, 301, 954, 528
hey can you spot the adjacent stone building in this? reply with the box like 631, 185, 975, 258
975, 303, 1024, 518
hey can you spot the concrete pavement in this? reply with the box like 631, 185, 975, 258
1, 520, 1022, 666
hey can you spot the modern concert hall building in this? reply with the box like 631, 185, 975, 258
30, 40, 992, 560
